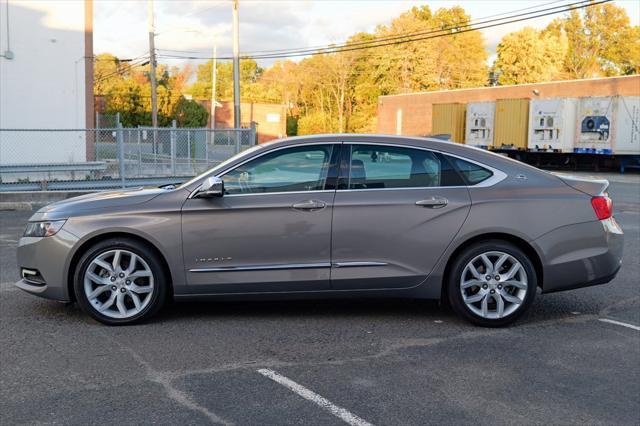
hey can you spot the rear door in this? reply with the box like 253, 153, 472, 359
330, 142, 472, 290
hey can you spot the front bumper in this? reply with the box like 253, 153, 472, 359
14, 229, 79, 302
535, 217, 624, 294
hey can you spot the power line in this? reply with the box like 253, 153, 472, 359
235, 0, 574, 57
157, 48, 211, 54
159, 0, 570, 58
155, 0, 602, 61
247, 0, 608, 60
94, 56, 151, 84
95, 57, 150, 83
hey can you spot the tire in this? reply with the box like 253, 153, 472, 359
73, 238, 168, 325
447, 240, 537, 327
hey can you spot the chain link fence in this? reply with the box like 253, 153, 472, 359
0, 126, 257, 191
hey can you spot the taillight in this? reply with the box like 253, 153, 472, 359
591, 196, 613, 220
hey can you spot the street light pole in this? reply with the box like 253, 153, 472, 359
232, 0, 241, 128
147, 0, 158, 128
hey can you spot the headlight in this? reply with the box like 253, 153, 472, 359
23, 220, 66, 237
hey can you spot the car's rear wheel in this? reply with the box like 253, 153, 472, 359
74, 238, 167, 325
447, 240, 537, 327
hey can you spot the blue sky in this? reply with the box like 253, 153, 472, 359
93, 0, 640, 66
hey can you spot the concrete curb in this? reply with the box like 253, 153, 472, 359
0, 202, 33, 211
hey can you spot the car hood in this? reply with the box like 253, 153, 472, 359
30, 187, 167, 221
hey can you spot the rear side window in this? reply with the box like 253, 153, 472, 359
447, 156, 493, 185
345, 145, 465, 189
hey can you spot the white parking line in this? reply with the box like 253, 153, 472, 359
257, 368, 373, 426
599, 318, 640, 331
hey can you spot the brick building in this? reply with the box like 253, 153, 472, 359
201, 100, 288, 144
377, 75, 640, 136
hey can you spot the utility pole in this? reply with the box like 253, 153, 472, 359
211, 45, 217, 130
147, 0, 158, 128
232, 0, 241, 128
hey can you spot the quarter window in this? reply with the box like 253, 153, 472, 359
346, 145, 465, 189
223, 145, 334, 194
447, 156, 493, 185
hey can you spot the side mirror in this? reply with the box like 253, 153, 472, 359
195, 176, 224, 198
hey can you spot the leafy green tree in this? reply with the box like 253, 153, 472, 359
96, 55, 196, 127
186, 59, 263, 101
576, 3, 639, 76
286, 116, 298, 136
376, 6, 488, 93
297, 111, 336, 135
173, 98, 209, 127
493, 27, 566, 85
545, 4, 639, 78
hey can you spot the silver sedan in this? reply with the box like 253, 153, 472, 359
15, 135, 624, 326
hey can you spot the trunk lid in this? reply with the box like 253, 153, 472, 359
554, 173, 610, 196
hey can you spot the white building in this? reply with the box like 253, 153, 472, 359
0, 0, 93, 164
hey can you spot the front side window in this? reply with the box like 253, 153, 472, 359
346, 144, 465, 189
222, 145, 334, 194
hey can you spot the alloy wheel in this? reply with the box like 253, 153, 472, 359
83, 249, 154, 319
459, 251, 528, 319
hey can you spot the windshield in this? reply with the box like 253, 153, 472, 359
177, 144, 265, 189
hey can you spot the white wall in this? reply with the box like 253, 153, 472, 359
0, 1, 87, 164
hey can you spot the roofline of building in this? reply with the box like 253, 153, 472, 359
378, 74, 640, 99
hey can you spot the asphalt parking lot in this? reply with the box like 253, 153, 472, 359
1, 175, 638, 425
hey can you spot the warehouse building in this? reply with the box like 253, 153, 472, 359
377, 75, 640, 138
0, 0, 94, 163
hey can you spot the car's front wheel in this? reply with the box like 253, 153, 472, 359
74, 238, 167, 325
447, 240, 537, 327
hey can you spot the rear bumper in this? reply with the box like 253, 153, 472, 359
535, 217, 624, 294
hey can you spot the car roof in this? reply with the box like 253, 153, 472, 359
182, 133, 555, 192
261, 133, 457, 152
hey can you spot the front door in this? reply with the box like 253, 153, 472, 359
181, 143, 339, 294
331, 143, 472, 290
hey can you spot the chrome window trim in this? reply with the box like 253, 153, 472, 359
189, 262, 331, 273
223, 189, 335, 198
331, 262, 388, 268
442, 151, 507, 188
189, 140, 507, 198
189, 142, 339, 199
189, 261, 389, 272
337, 186, 464, 193
341, 141, 507, 190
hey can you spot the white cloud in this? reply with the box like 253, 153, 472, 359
93, 0, 640, 66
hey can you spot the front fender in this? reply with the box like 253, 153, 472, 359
62, 212, 185, 294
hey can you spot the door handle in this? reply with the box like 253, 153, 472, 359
292, 200, 326, 211
415, 197, 448, 208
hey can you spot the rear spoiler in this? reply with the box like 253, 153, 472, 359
554, 174, 609, 196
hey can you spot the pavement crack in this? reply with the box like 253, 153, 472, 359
599, 295, 639, 317
109, 338, 233, 426
168, 314, 604, 382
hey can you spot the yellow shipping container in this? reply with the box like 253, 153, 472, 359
494, 98, 529, 149
432, 103, 466, 143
